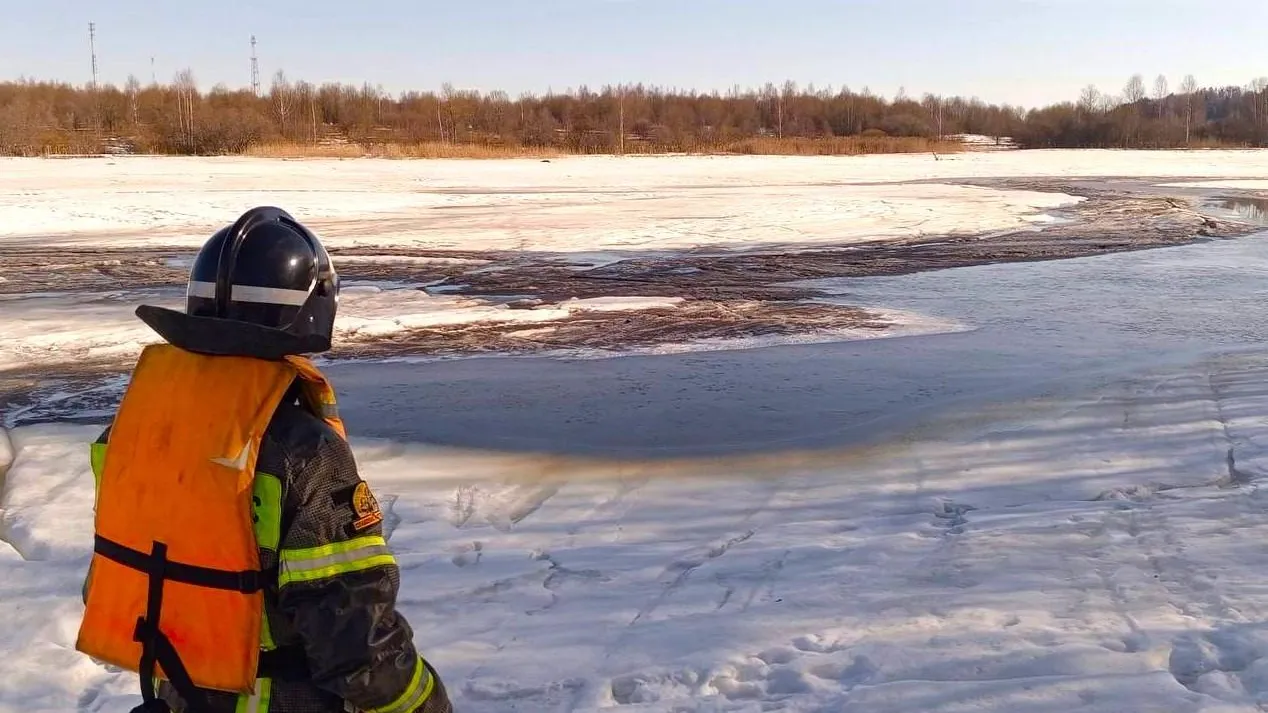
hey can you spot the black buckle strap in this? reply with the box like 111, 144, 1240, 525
135, 616, 213, 713
94, 535, 272, 593
94, 537, 276, 713
131, 541, 213, 713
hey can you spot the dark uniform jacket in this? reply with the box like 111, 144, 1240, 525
88, 383, 453, 713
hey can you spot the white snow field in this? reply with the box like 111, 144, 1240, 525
4, 148, 1263, 252
9, 351, 1268, 713
0, 152, 1101, 253
4, 149, 1267, 253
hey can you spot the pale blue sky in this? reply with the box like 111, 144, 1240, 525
4, 0, 1266, 108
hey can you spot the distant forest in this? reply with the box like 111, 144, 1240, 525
3, 71, 1268, 156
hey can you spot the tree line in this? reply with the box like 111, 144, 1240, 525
2, 70, 1267, 156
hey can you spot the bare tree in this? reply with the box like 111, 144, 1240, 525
781, 80, 798, 138
1078, 84, 1102, 115
293, 80, 317, 143
173, 69, 198, 151
1251, 77, 1268, 134
923, 94, 945, 139
1123, 74, 1146, 105
1153, 75, 1169, 118
517, 91, 532, 128
270, 70, 293, 138
1180, 74, 1198, 145
760, 82, 779, 137
440, 82, 456, 142
618, 84, 626, 155
124, 74, 141, 128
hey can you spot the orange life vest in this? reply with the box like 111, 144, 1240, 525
76, 343, 345, 701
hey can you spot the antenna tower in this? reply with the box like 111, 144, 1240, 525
251, 36, 260, 95
89, 22, 98, 89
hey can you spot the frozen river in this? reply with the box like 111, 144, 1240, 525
326, 231, 1268, 457
12, 154, 1268, 713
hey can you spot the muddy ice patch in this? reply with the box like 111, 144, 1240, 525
0, 246, 192, 296
329, 298, 902, 361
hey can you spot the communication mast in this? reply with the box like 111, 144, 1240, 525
251, 36, 260, 95
89, 22, 98, 89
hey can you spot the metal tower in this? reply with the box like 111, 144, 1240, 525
89, 22, 98, 89
251, 36, 260, 95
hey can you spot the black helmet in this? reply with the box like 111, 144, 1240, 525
137, 207, 340, 359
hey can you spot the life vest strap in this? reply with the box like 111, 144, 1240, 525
133, 615, 212, 713
94, 535, 274, 593
129, 540, 216, 713
98, 535, 312, 709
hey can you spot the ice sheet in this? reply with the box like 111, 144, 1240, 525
1159, 180, 1268, 189
0, 287, 692, 371
6, 150, 1267, 253
1, 281, 962, 370
0, 154, 1103, 253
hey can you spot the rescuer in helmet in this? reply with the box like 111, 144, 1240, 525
78, 207, 452, 713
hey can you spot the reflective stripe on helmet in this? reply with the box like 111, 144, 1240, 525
189, 280, 311, 307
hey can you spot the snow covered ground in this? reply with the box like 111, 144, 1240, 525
10, 236, 1268, 711
0, 154, 1090, 253
10, 349, 1268, 712
4, 150, 1267, 254
0, 149, 1238, 248
9, 151, 1268, 712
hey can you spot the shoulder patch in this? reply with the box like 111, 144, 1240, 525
331, 480, 385, 532
351, 481, 383, 531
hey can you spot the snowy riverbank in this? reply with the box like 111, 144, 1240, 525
8, 347, 1268, 712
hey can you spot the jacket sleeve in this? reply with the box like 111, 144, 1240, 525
276, 431, 451, 713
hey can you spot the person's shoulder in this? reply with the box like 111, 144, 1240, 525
259, 401, 352, 481
266, 400, 345, 452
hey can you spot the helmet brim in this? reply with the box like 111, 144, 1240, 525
137, 305, 332, 360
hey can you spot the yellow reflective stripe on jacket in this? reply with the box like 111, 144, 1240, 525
252, 472, 284, 652
252, 472, 283, 552
252, 472, 282, 651
234, 678, 272, 713
89, 442, 107, 506
278, 535, 396, 587
259, 607, 276, 652
255, 598, 274, 674
367, 657, 434, 713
